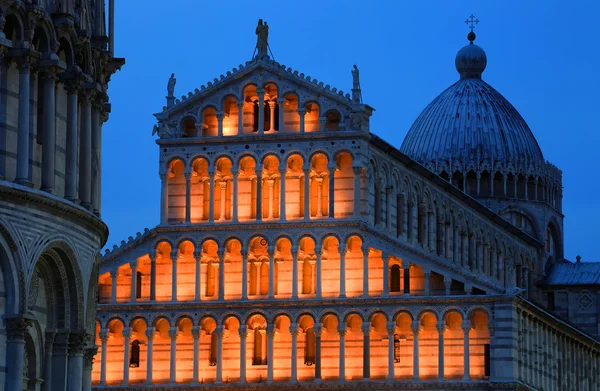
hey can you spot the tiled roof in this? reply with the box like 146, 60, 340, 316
546, 262, 600, 285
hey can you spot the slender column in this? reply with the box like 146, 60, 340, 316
403, 265, 411, 295
437, 321, 445, 381
412, 321, 420, 381
363, 321, 371, 380
192, 326, 200, 383
194, 250, 201, 301
257, 89, 265, 134
160, 173, 168, 224
99, 329, 109, 385
15, 59, 32, 185
218, 248, 225, 300
316, 177, 324, 218
292, 248, 298, 299
462, 321, 471, 381
503, 173, 508, 196
316, 250, 322, 298
43, 331, 56, 391
267, 178, 275, 219
444, 277, 452, 296
218, 180, 227, 221
67, 333, 86, 391
387, 322, 395, 382
232, 170, 239, 222
216, 112, 224, 136
208, 169, 215, 222
338, 327, 346, 381
256, 166, 263, 221
241, 251, 248, 299
315, 324, 323, 381
51, 331, 70, 391
122, 327, 131, 385
328, 166, 336, 218
78, 92, 93, 209
277, 98, 284, 131
149, 251, 157, 301
268, 101, 276, 131
424, 270, 431, 296
386, 187, 393, 231
353, 166, 362, 218
298, 108, 306, 133
216, 325, 224, 383
91, 100, 102, 216
363, 247, 369, 297
185, 172, 192, 223
290, 324, 299, 382
382, 254, 390, 297
255, 261, 262, 296
145, 329, 154, 385
303, 168, 310, 220
171, 249, 178, 301
239, 325, 247, 382
83, 347, 97, 391
64, 80, 79, 201
169, 327, 177, 384
279, 166, 287, 221
268, 246, 275, 299
237, 102, 244, 135
130, 261, 138, 302
319, 117, 326, 132
339, 244, 346, 298
110, 270, 117, 303
267, 325, 275, 382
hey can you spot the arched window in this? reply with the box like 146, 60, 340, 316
302, 259, 312, 294
135, 271, 142, 299
210, 332, 217, 366
129, 340, 140, 368
253, 101, 259, 132
390, 264, 401, 293
206, 262, 216, 297
253, 330, 267, 365
304, 328, 315, 366
325, 111, 341, 130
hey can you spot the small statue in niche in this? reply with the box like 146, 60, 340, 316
167, 73, 176, 97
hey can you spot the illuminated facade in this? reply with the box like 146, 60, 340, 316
94, 22, 600, 391
0, 0, 123, 390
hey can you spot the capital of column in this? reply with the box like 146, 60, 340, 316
256, 88, 265, 96
289, 323, 299, 336
215, 325, 225, 337
168, 327, 178, 340
386, 186, 393, 194
266, 324, 275, 337
62, 75, 82, 94
436, 321, 446, 334
410, 321, 421, 334
461, 321, 472, 334
278, 165, 287, 175
237, 101, 244, 109
15, 55, 34, 73
69, 331, 89, 355
352, 166, 363, 175
238, 325, 248, 338
122, 327, 131, 339
99, 329, 109, 342
219, 180, 228, 190
337, 327, 347, 337
45, 330, 57, 348
149, 250, 157, 263
145, 328, 155, 340
184, 172, 192, 180
297, 108, 306, 116
313, 323, 323, 337
170, 249, 179, 261
130, 260, 138, 270
191, 326, 201, 339
386, 321, 396, 336
4, 314, 34, 339
361, 322, 371, 334
109, 270, 117, 279
216, 111, 224, 120
84, 346, 98, 368
444, 277, 452, 287
338, 244, 346, 254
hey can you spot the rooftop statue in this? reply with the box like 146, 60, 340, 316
255, 19, 269, 59
352, 64, 362, 103
167, 73, 176, 98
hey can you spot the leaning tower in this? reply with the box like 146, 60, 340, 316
0, 1, 123, 389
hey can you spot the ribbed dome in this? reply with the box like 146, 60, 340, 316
400, 40, 545, 170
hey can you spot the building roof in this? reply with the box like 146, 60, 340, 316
546, 262, 600, 286
400, 35, 546, 171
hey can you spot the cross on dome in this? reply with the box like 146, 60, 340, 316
465, 14, 479, 43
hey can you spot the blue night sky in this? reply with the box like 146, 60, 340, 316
103, 0, 599, 262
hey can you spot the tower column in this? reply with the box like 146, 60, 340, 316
192, 326, 200, 383
257, 89, 265, 134
382, 253, 390, 297
83, 346, 97, 391
68, 332, 86, 391
91, 99, 102, 216
277, 98, 284, 131
267, 178, 275, 219
424, 270, 431, 296
237, 102, 244, 135
268, 101, 276, 131
110, 270, 117, 303
315, 250, 322, 298
314, 323, 323, 381
64, 79, 80, 201
268, 246, 275, 299
15, 58, 32, 186
403, 264, 411, 295
171, 249, 178, 301
290, 323, 299, 382
292, 248, 298, 299
145, 329, 154, 385
130, 261, 138, 302
298, 108, 306, 133
43, 332, 56, 391
216, 111, 224, 136
99, 329, 109, 386
216, 325, 224, 383
122, 327, 131, 385
338, 327, 346, 381
437, 321, 445, 381
232, 169, 239, 222
218, 248, 225, 300
353, 166, 362, 218
328, 166, 336, 218
315, 176, 324, 218
160, 173, 168, 224
339, 244, 346, 298
303, 168, 310, 220
194, 250, 201, 301
362, 321, 371, 380
462, 321, 471, 381
363, 247, 369, 297
185, 172, 191, 223
239, 325, 247, 382
256, 165, 263, 221
279, 165, 286, 221
150, 251, 157, 301
387, 322, 396, 382
169, 327, 177, 384
241, 251, 248, 300
208, 169, 215, 222
386, 186, 393, 232
412, 321, 420, 381
267, 325, 275, 382
218, 180, 227, 221
79, 92, 93, 209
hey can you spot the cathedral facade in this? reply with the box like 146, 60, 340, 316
94, 21, 599, 391
0, 1, 123, 390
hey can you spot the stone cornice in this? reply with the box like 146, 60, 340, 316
0, 180, 108, 246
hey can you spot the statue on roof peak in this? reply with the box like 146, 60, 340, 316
255, 19, 269, 59
352, 65, 362, 103
167, 73, 176, 97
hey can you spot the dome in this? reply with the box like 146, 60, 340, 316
400, 37, 545, 170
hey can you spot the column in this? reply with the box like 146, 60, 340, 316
192, 326, 200, 383
424, 270, 431, 296
298, 108, 306, 133
216, 112, 224, 136
79, 92, 92, 209
99, 329, 108, 385
169, 327, 177, 383
437, 321, 445, 381
290, 323, 299, 382
218, 180, 227, 221
363, 247, 369, 297
64, 80, 79, 201
268, 247, 275, 299
185, 172, 192, 223
171, 249, 178, 301
15, 58, 32, 185
279, 166, 287, 221
462, 321, 471, 381
194, 250, 201, 301
316, 250, 322, 298
319, 117, 326, 132
328, 166, 336, 218
160, 173, 168, 224
208, 170, 215, 222
145, 329, 154, 385
256, 166, 263, 222
314, 324, 322, 381
239, 325, 247, 383
353, 166, 362, 218
303, 168, 310, 220
218, 248, 225, 300
444, 277, 452, 296
232, 170, 239, 222
387, 322, 395, 382
316, 177, 324, 218
242, 251, 248, 299
292, 248, 298, 299
267, 325, 275, 382
237, 102, 244, 135
255, 261, 261, 296
268, 101, 276, 131
257, 89, 265, 134
277, 98, 284, 131
339, 244, 346, 298
386, 187, 393, 232
403, 265, 411, 295
122, 327, 131, 385
110, 270, 117, 303
83, 347, 97, 391
363, 321, 371, 380
91, 100, 102, 216
51, 331, 70, 391
267, 179, 275, 219
216, 325, 224, 383
43, 331, 56, 391
412, 321, 420, 381
382, 254, 390, 297
338, 327, 346, 381
130, 261, 138, 302
150, 252, 157, 301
